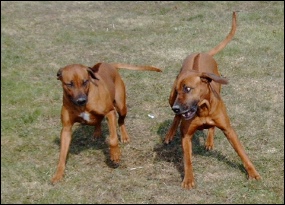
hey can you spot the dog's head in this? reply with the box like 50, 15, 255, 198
57, 64, 98, 106
172, 71, 228, 120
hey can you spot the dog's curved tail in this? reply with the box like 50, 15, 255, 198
110, 63, 162, 72
207, 11, 237, 56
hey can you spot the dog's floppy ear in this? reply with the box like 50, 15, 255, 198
57, 67, 63, 80
87, 67, 99, 80
89, 63, 101, 73
200, 72, 228, 99
200, 72, 228, 85
87, 63, 102, 80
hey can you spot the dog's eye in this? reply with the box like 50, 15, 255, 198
183, 86, 191, 93
83, 80, 89, 86
65, 82, 74, 88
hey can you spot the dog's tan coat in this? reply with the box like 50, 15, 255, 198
164, 12, 261, 189
51, 62, 161, 184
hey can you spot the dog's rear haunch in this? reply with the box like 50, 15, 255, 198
164, 11, 261, 189
51, 62, 161, 184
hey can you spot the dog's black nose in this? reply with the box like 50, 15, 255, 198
76, 97, 87, 106
172, 105, 181, 114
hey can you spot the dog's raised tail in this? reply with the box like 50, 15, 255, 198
207, 11, 237, 56
111, 63, 162, 72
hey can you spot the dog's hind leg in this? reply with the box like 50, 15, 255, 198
205, 127, 215, 150
117, 110, 130, 143
105, 110, 121, 163
93, 122, 102, 139
114, 80, 130, 143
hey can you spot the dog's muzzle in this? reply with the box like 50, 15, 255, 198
72, 95, 87, 106
172, 103, 198, 120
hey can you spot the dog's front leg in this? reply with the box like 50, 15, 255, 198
51, 125, 72, 184
164, 115, 181, 144
181, 133, 195, 189
106, 110, 121, 163
164, 79, 180, 144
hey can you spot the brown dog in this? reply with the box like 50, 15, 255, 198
51, 62, 161, 184
164, 12, 261, 189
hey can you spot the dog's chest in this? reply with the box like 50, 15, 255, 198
76, 111, 102, 125
79, 112, 91, 122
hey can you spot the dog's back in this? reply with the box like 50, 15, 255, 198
181, 53, 219, 74
177, 12, 237, 97
180, 12, 237, 75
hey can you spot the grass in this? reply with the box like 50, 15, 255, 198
1, 1, 284, 204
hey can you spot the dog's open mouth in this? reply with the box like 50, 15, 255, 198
181, 106, 198, 120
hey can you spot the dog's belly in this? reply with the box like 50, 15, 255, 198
182, 116, 215, 131
197, 124, 214, 130
196, 116, 216, 130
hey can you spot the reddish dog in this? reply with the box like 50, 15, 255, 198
164, 12, 261, 189
51, 62, 161, 184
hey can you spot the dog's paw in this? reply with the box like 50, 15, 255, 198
247, 168, 261, 180
119, 129, 130, 143
164, 138, 171, 144
110, 146, 121, 163
205, 143, 214, 151
51, 174, 63, 185
120, 135, 130, 143
93, 130, 102, 140
205, 135, 214, 150
181, 179, 195, 189
164, 135, 174, 144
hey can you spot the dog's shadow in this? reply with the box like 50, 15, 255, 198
53, 120, 119, 168
154, 119, 246, 180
